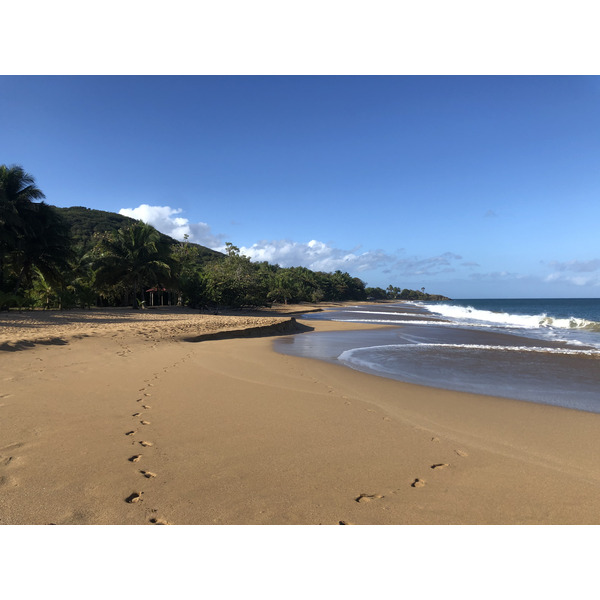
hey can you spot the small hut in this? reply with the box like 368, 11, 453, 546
146, 286, 167, 307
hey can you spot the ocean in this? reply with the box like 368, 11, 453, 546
273, 298, 600, 414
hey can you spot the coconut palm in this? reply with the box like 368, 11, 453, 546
0, 165, 46, 239
10, 201, 72, 293
1, 165, 45, 292
0, 165, 72, 298
93, 221, 172, 308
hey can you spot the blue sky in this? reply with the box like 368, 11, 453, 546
2, 75, 600, 298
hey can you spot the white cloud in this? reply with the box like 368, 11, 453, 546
239, 239, 392, 273
548, 259, 600, 273
391, 252, 462, 276
118, 204, 224, 248
469, 270, 519, 281
544, 272, 600, 287
543, 258, 600, 287
238, 240, 465, 278
116, 204, 468, 281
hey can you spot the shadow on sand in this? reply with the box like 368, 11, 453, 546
182, 317, 314, 344
0, 337, 71, 352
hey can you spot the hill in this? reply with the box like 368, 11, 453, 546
53, 205, 223, 262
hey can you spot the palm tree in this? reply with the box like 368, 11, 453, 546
93, 221, 172, 308
1, 165, 46, 292
11, 202, 72, 293
0, 165, 46, 233
0, 165, 72, 299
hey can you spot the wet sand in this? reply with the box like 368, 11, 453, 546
2, 306, 600, 524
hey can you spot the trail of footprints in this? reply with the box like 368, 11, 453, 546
123, 372, 171, 524
301, 375, 473, 524
342, 437, 470, 524
0, 442, 25, 499
122, 350, 195, 523
124, 352, 471, 525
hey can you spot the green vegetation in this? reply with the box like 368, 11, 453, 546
55, 205, 222, 262
0, 164, 449, 311
365, 285, 448, 301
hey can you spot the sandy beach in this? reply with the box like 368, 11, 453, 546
2, 305, 600, 525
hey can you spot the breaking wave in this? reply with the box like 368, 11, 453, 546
425, 304, 600, 331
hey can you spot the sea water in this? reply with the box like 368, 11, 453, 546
273, 299, 600, 413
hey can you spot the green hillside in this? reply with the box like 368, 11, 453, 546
53, 205, 223, 261
1, 162, 449, 310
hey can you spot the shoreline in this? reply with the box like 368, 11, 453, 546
291, 301, 600, 413
2, 308, 600, 524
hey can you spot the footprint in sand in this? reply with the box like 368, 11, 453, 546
338, 521, 354, 525
125, 492, 142, 503
411, 478, 426, 488
149, 517, 170, 525
140, 470, 156, 478
144, 393, 151, 397
0, 475, 19, 487
355, 493, 384, 503
129, 455, 142, 462
139, 441, 153, 447
142, 405, 151, 410
431, 463, 449, 470
125, 430, 136, 436
1, 443, 24, 453
132, 412, 141, 417
455, 449, 468, 457
431, 437, 440, 443
140, 420, 151, 426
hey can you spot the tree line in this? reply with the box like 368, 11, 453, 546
1, 165, 448, 310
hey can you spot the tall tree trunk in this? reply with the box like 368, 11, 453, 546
12, 265, 28, 296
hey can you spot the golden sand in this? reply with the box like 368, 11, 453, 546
1, 305, 600, 524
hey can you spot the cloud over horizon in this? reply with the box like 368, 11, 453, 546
391, 252, 463, 277
544, 259, 600, 287
240, 241, 464, 280
118, 204, 225, 248
117, 204, 468, 285
548, 259, 600, 273
239, 239, 392, 273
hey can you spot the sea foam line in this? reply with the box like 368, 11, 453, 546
338, 343, 600, 363
343, 310, 428, 317
332, 318, 450, 326
423, 304, 600, 331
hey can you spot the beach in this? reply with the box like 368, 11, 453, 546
2, 305, 600, 525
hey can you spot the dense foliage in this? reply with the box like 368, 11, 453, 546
55, 206, 222, 262
0, 165, 449, 310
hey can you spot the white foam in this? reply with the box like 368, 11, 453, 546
332, 319, 450, 326
338, 343, 600, 364
425, 304, 597, 331
343, 310, 426, 317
